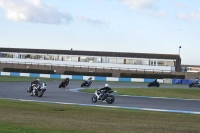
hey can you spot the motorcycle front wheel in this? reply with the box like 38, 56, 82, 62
91, 95, 97, 103
37, 90, 44, 97
81, 83, 85, 87
27, 86, 32, 92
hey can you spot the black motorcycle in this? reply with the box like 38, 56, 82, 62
91, 89, 115, 104
59, 78, 69, 88
81, 80, 92, 87
189, 82, 200, 88
148, 81, 160, 87
30, 83, 47, 97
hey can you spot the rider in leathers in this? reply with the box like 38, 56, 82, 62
31, 79, 40, 96
194, 77, 199, 86
86, 77, 92, 85
98, 84, 112, 101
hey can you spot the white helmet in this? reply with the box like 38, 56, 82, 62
104, 84, 109, 87
37, 79, 40, 81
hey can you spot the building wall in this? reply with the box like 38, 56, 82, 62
0, 58, 174, 72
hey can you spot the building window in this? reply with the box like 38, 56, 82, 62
116, 58, 124, 64
102, 57, 108, 63
80, 56, 88, 62
44, 55, 53, 60
63, 56, 72, 61
25, 54, 31, 59
126, 59, 134, 64
166, 61, 174, 66
108, 58, 117, 64
94, 57, 101, 63
142, 60, 149, 65
88, 57, 95, 63
30, 54, 37, 59
150, 60, 157, 66
157, 61, 165, 66
71, 56, 78, 62
134, 60, 142, 65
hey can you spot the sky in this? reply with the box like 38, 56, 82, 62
0, 0, 200, 65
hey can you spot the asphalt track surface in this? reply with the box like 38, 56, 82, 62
0, 81, 200, 113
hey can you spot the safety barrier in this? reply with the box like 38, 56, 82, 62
172, 79, 195, 85
0, 72, 164, 83
1, 72, 195, 85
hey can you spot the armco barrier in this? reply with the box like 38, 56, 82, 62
5, 71, 199, 85
172, 79, 182, 84
163, 79, 172, 84
172, 79, 195, 85
144, 78, 154, 83
2, 72, 188, 84
144, 78, 164, 84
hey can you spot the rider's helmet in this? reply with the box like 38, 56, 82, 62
89, 77, 92, 80
36, 79, 40, 81
104, 84, 109, 88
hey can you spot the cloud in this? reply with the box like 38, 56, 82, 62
0, 0, 73, 24
176, 9, 200, 20
176, 13, 188, 20
150, 10, 167, 17
174, 2, 187, 8
190, 9, 200, 19
77, 15, 109, 27
121, 0, 159, 10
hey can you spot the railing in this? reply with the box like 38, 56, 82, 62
0, 61, 173, 73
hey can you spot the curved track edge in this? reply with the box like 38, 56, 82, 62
1, 97, 200, 115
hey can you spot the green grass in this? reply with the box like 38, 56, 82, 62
81, 88, 200, 99
0, 76, 60, 82
0, 98, 200, 133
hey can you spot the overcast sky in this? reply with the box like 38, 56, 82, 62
0, 0, 200, 65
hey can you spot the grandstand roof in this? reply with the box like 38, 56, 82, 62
0, 47, 180, 60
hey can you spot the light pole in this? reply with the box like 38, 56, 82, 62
179, 46, 181, 56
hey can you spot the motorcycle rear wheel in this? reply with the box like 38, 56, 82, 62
106, 95, 115, 104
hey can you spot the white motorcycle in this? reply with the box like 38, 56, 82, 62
91, 89, 115, 104
27, 82, 47, 97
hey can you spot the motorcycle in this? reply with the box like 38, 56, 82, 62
59, 78, 69, 88
81, 79, 92, 87
189, 82, 200, 88
148, 81, 160, 87
28, 82, 47, 97
91, 89, 115, 104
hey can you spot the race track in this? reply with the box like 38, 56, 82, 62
0, 80, 200, 114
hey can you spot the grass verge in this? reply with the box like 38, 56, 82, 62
81, 88, 200, 99
0, 76, 60, 82
0, 98, 200, 133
